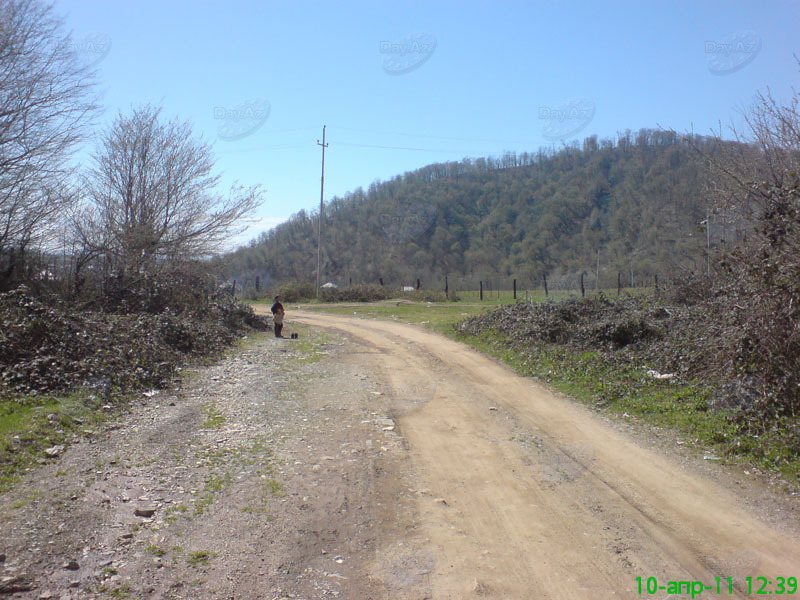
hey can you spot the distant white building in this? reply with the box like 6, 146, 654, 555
321, 282, 338, 288
402, 286, 415, 291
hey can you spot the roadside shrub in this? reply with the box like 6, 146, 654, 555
709, 175, 800, 424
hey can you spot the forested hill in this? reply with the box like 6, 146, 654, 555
224, 129, 729, 291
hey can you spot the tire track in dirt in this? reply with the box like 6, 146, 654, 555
292, 310, 800, 600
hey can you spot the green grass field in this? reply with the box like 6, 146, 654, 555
298, 299, 489, 335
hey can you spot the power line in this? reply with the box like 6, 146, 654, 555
334, 141, 485, 153
220, 140, 516, 155
215, 127, 541, 156
327, 125, 536, 146
216, 143, 309, 154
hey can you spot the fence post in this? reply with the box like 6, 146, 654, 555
379, 277, 384, 286
480, 280, 483, 301
445, 275, 449, 299
416, 278, 421, 290
232, 280, 236, 296
654, 274, 659, 295
580, 272, 585, 298
543, 274, 548, 298
617, 271, 622, 296
513, 279, 517, 300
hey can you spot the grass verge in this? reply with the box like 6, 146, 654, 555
0, 389, 114, 492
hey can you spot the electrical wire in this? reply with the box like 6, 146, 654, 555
334, 141, 491, 154
327, 125, 535, 146
213, 127, 539, 155
216, 142, 310, 154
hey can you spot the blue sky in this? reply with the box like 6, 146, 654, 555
57, 0, 800, 249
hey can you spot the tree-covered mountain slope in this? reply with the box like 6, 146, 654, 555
224, 129, 733, 291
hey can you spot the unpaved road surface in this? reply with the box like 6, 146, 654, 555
1, 309, 798, 600
290, 310, 800, 599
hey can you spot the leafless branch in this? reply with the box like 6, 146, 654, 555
0, 0, 97, 285
82, 104, 263, 282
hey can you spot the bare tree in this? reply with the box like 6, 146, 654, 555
0, 0, 97, 286
77, 105, 263, 298
701, 67, 800, 224
696, 62, 800, 420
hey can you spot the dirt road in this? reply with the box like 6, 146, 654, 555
291, 309, 800, 599
1, 309, 799, 600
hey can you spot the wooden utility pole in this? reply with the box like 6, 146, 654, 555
316, 125, 328, 299
707, 209, 712, 278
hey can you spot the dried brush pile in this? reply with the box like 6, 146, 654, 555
0, 287, 269, 397
459, 282, 798, 439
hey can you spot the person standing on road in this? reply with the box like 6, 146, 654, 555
271, 295, 285, 338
